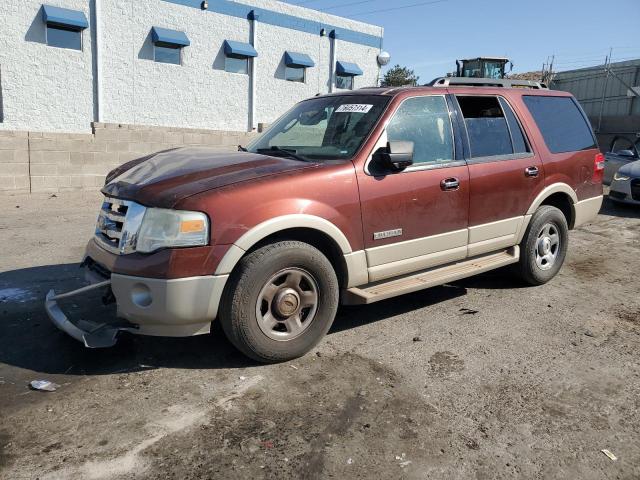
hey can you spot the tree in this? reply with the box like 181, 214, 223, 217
381, 64, 420, 87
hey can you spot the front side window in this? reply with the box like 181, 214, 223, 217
386, 96, 454, 166
154, 43, 181, 65
336, 75, 354, 90
285, 66, 305, 83
46, 25, 82, 50
225, 56, 249, 75
247, 95, 390, 161
523, 96, 596, 154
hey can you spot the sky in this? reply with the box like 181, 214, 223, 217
282, 0, 640, 83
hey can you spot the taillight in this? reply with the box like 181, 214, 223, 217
593, 153, 605, 183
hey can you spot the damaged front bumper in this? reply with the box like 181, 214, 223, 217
44, 260, 230, 348
45, 280, 136, 348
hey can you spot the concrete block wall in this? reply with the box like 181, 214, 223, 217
0, 131, 30, 192
0, 123, 256, 194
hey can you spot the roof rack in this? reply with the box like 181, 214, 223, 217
429, 77, 548, 89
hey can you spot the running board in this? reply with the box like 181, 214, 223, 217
344, 246, 519, 305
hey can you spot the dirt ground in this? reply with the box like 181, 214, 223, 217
0, 191, 639, 480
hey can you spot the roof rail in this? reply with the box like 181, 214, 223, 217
429, 77, 548, 89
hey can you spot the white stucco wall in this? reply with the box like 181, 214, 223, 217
0, 0, 95, 133
1, 0, 383, 133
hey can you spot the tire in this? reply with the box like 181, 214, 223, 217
515, 205, 569, 286
218, 241, 339, 363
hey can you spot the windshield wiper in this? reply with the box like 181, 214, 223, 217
256, 146, 311, 163
237, 145, 248, 152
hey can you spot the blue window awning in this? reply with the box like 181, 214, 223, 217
151, 27, 190, 47
224, 40, 258, 58
336, 61, 363, 77
284, 51, 315, 68
42, 5, 88, 30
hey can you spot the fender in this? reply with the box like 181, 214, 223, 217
215, 214, 355, 276
515, 183, 578, 243
526, 183, 578, 215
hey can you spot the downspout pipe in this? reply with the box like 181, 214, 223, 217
248, 10, 259, 131
93, 0, 102, 123
329, 30, 337, 93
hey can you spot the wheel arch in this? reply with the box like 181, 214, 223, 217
527, 183, 578, 229
214, 215, 367, 288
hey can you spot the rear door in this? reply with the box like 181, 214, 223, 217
452, 93, 544, 256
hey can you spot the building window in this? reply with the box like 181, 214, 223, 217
335, 75, 354, 90
335, 61, 363, 91
223, 40, 258, 76
42, 5, 88, 51
283, 51, 314, 83
151, 27, 190, 66
285, 66, 305, 83
225, 56, 249, 75
46, 25, 82, 50
154, 43, 181, 65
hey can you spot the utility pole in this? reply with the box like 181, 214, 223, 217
597, 47, 613, 134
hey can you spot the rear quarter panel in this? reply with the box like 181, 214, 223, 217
511, 90, 603, 201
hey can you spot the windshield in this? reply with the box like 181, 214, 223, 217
247, 95, 390, 161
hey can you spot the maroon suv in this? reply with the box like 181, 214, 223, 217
46, 80, 604, 362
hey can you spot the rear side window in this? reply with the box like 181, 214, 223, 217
498, 98, 529, 154
523, 96, 596, 153
457, 96, 529, 158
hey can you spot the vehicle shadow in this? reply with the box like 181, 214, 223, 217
0, 264, 253, 376
599, 195, 640, 220
0, 262, 514, 376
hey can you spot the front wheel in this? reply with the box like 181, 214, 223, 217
218, 241, 339, 363
516, 205, 569, 286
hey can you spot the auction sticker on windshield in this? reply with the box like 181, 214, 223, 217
336, 104, 374, 113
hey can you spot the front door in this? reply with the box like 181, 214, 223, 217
357, 95, 470, 282
453, 94, 544, 257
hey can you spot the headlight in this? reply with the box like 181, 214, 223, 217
613, 172, 630, 182
136, 208, 209, 253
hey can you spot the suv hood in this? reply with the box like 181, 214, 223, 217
102, 147, 317, 208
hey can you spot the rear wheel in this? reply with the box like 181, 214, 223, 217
219, 241, 339, 363
516, 205, 569, 286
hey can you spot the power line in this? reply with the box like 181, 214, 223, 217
321, 0, 377, 11
344, 0, 448, 17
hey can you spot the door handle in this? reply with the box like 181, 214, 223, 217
525, 166, 539, 178
440, 177, 460, 191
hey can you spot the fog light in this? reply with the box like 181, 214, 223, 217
131, 283, 152, 308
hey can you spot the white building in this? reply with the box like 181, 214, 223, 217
0, 0, 385, 134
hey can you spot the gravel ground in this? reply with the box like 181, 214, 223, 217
0, 191, 639, 480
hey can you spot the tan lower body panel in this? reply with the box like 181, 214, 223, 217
343, 246, 519, 305
467, 216, 525, 257
367, 246, 467, 282
573, 195, 603, 228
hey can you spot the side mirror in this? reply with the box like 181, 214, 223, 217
616, 149, 636, 158
374, 141, 414, 172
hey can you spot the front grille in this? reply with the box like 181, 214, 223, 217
609, 190, 626, 200
94, 196, 146, 255
96, 198, 128, 251
631, 179, 640, 201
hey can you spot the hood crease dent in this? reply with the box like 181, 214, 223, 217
102, 147, 317, 208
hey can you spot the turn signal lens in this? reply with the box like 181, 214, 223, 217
180, 219, 206, 234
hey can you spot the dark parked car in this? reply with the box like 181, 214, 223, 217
603, 139, 639, 185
